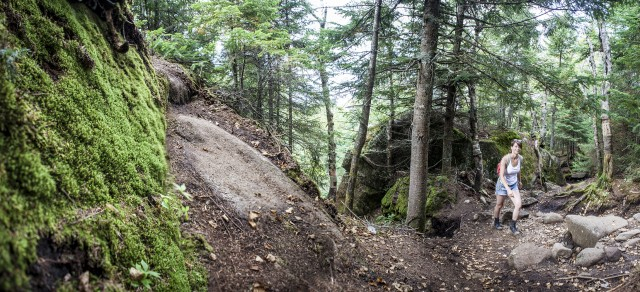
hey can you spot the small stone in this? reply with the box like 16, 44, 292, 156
255, 256, 264, 263
616, 229, 640, 241
575, 248, 605, 267
604, 247, 622, 262
552, 243, 572, 259
625, 238, 640, 247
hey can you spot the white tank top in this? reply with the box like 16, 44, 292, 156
504, 157, 521, 185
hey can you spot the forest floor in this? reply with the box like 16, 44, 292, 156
165, 96, 640, 291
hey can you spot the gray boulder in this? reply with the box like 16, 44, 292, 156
604, 246, 622, 262
565, 215, 628, 248
508, 243, 553, 270
552, 243, 572, 259
575, 248, 605, 267
634, 213, 640, 222
615, 229, 640, 241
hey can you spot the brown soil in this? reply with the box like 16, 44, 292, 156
166, 95, 640, 291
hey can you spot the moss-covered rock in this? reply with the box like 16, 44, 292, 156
381, 176, 454, 219
0, 0, 205, 290
336, 112, 469, 215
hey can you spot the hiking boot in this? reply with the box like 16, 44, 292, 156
494, 218, 503, 230
510, 221, 520, 235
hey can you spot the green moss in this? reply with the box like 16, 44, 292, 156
381, 176, 455, 220
381, 176, 410, 216
1, 0, 205, 290
490, 129, 520, 155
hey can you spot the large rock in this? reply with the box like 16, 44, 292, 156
575, 248, 605, 267
633, 213, 640, 222
508, 243, 553, 270
565, 215, 628, 248
336, 112, 467, 215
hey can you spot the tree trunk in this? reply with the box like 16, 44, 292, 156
586, 30, 602, 175
468, 19, 483, 192
320, 62, 337, 201
550, 104, 556, 150
386, 43, 395, 172
285, 0, 293, 151
533, 137, 547, 192
344, 0, 383, 211
288, 72, 293, 151
441, 0, 465, 174
256, 63, 264, 121
598, 19, 613, 182
540, 91, 548, 143
267, 57, 275, 126
276, 69, 281, 132
406, 0, 440, 230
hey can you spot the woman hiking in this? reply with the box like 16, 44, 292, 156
493, 139, 523, 235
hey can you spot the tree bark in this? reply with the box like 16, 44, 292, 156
550, 105, 556, 150
598, 19, 613, 182
345, 0, 383, 211
406, 0, 440, 230
533, 137, 547, 192
441, 0, 465, 174
540, 91, 548, 143
386, 43, 396, 172
586, 30, 602, 175
468, 19, 483, 192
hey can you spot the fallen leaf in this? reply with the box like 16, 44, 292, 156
249, 221, 257, 229
249, 211, 260, 220
202, 147, 209, 152
255, 256, 264, 263
285, 207, 293, 214
210, 253, 217, 261
207, 220, 217, 228
222, 214, 229, 222
250, 265, 260, 271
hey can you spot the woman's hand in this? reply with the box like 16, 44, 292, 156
518, 181, 523, 190
507, 190, 514, 198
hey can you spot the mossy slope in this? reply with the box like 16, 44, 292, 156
0, 0, 204, 290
